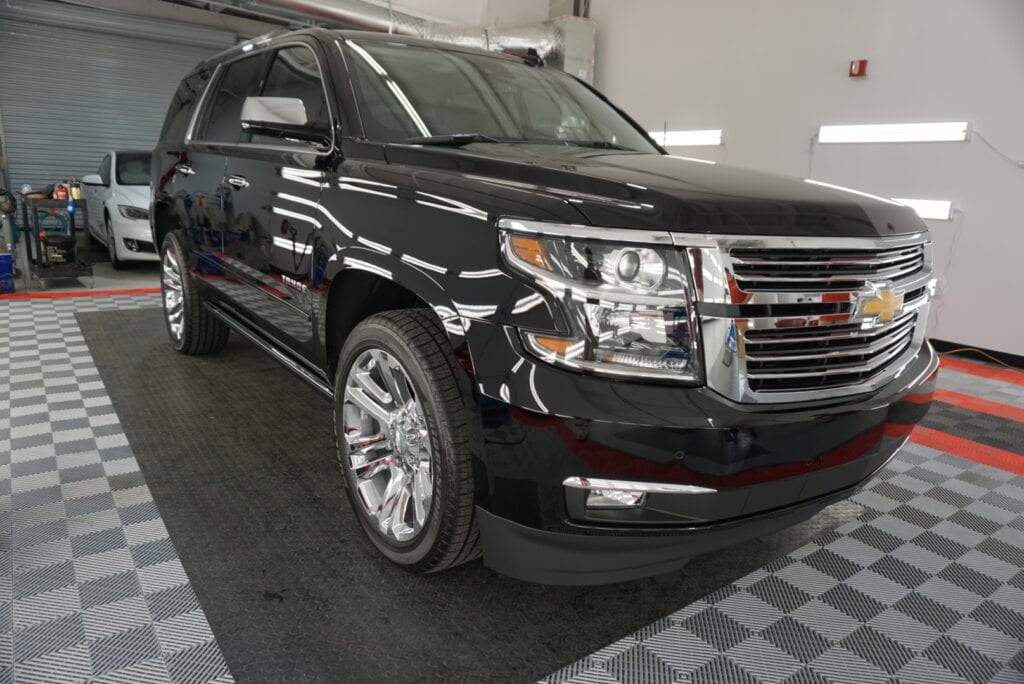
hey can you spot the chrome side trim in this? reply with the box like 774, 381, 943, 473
563, 476, 717, 495
206, 302, 333, 399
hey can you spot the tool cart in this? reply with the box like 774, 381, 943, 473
20, 189, 93, 288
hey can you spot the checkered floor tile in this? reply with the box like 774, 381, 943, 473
6, 293, 1024, 684
1, 294, 233, 684
544, 441, 1024, 684
939, 368, 1024, 409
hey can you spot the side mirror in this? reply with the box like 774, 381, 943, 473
240, 96, 330, 147
81, 174, 105, 186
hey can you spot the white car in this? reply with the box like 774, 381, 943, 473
82, 151, 157, 268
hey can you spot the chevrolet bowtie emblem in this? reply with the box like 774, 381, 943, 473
859, 289, 904, 322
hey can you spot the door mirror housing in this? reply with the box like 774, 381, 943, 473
81, 174, 105, 186
240, 96, 330, 148
242, 96, 307, 126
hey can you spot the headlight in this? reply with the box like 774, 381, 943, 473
501, 225, 701, 382
118, 205, 149, 221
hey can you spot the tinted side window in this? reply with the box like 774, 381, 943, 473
160, 70, 209, 144
99, 155, 111, 186
253, 45, 330, 142
200, 53, 270, 143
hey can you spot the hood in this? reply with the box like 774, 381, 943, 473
114, 184, 150, 209
383, 144, 925, 237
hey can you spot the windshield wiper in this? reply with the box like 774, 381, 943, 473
562, 140, 633, 151
399, 134, 636, 151
400, 133, 505, 147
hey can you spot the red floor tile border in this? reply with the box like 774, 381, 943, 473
911, 425, 1024, 476
940, 355, 1024, 388
933, 388, 1024, 424
0, 287, 161, 300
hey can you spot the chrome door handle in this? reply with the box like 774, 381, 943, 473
225, 175, 250, 189
174, 163, 195, 176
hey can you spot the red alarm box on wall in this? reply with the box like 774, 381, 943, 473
849, 59, 868, 77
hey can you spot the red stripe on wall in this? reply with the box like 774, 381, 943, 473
940, 355, 1024, 388
0, 288, 161, 300
910, 425, 1024, 475
933, 388, 1024, 424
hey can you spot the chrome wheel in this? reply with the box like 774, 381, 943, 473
342, 348, 433, 543
162, 248, 184, 342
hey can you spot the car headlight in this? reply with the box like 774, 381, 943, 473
500, 225, 702, 382
118, 205, 149, 221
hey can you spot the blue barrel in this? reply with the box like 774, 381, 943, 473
0, 252, 14, 294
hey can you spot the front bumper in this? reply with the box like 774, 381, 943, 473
464, 320, 938, 584
477, 453, 894, 585
110, 214, 159, 262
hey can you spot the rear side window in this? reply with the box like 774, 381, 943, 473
259, 46, 330, 132
199, 53, 270, 143
160, 70, 209, 144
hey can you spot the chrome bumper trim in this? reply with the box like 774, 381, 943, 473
563, 476, 717, 495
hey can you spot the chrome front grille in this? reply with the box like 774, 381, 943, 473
730, 243, 926, 291
677, 232, 934, 404
744, 313, 917, 392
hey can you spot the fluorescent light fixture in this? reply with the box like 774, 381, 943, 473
893, 198, 953, 220
818, 122, 969, 143
649, 129, 723, 146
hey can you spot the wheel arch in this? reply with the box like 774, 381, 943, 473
150, 195, 182, 251
321, 255, 472, 382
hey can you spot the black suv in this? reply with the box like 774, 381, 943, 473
152, 29, 937, 585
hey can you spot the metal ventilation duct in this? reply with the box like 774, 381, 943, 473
245, 0, 595, 82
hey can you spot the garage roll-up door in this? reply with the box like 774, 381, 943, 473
0, 0, 235, 189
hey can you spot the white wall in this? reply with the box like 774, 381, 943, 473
483, 0, 550, 27
589, 0, 1024, 355
388, 0, 489, 24
388, 0, 549, 26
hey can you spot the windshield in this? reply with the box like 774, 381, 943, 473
342, 39, 658, 153
116, 152, 151, 186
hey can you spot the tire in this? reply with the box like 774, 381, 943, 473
87, 222, 102, 246
106, 215, 126, 270
160, 230, 229, 355
334, 309, 481, 573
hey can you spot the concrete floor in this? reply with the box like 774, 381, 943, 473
36, 261, 160, 293
8, 241, 159, 294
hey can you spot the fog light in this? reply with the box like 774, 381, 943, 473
124, 238, 139, 252
586, 489, 646, 509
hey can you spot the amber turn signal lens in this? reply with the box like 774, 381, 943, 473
533, 336, 572, 354
510, 235, 550, 270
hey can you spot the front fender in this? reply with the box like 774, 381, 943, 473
317, 243, 564, 380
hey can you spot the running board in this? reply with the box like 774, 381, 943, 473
205, 302, 334, 400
